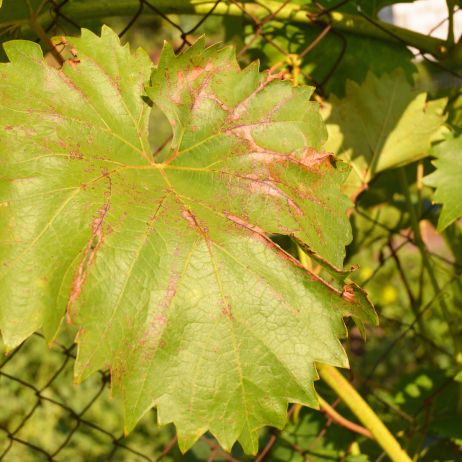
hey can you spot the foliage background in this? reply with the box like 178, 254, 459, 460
0, 0, 461, 460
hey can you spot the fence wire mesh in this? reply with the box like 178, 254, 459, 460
1, 1, 461, 460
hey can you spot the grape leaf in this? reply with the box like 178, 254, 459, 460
246, 21, 416, 97
424, 136, 462, 231
0, 27, 375, 453
323, 71, 447, 198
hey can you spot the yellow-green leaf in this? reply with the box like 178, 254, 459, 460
324, 71, 447, 198
0, 27, 375, 453
424, 136, 462, 231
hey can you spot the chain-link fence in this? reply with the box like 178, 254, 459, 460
1, 1, 461, 460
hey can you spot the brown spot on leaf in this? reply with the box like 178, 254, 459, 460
341, 284, 356, 303
182, 208, 197, 228
181, 208, 208, 236
222, 303, 234, 320
69, 149, 83, 160
68, 58, 81, 68
296, 148, 335, 169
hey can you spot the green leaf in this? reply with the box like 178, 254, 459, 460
445, 92, 462, 134
269, 406, 355, 461
0, 28, 375, 453
424, 136, 462, 231
324, 71, 447, 198
246, 21, 416, 97
392, 369, 462, 444
0, 0, 43, 28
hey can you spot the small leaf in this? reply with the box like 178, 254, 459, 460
0, 28, 375, 453
323, 71, 447, 198
455, 370, 462, 382
424, 136, 462, 231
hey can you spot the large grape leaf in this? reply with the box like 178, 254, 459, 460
424, 136, 462, 231
0, 27, 376, 453
323, 71, 447, 198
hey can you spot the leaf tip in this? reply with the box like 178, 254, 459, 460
3, 40, 43, 63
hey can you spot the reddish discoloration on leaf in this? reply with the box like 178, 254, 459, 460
242, 174, 303, 215
225, 212, 347, 298
68, 58, 81, 68
207, 93, 231, 112
182, 208, 199, 229
222, 303, 234, 320
160, 271, 180, 310
181, 208, 209, 237
66, 202, 110, 322
144, 312, 169, 349
59, 70, 86, 98
230, 71, 282, 122
341, 284, 356, 303
224, 212, 266, 236
191, 73, 212, 113
297, 148, 335, 169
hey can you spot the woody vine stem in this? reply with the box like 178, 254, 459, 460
10, 0, 462, 68
298, 248, 412, 462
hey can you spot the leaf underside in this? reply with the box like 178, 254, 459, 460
0, 27, 375, 453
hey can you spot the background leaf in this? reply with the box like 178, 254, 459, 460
323, 71, 447, 198
246, 21, 416, 97
424, 135, 462, 230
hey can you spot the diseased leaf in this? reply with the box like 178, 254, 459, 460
0, 27, 375, 453
424, 136, 462, 231
323, 71, 447, 198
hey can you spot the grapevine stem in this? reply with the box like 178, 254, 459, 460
317, 363, 413, 462
398, 168, 460, 352
296, 244, 412, 461
316, 394, 372, 438
18, 0, 451, 63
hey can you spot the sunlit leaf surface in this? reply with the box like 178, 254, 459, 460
324, 71, 446, 198
424, 136, 462, 231
0, 27, 375, 453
